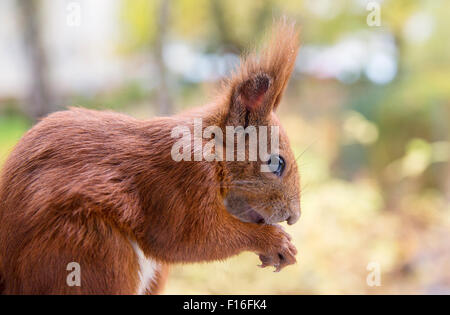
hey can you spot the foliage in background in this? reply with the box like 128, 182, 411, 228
0, 0, 449, 294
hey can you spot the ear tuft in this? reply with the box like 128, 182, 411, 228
238, 74, 271, 112
223, 18, 299, 126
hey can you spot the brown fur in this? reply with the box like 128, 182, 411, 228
0, 19, 300, 295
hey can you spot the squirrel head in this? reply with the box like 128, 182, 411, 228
217, 19, 301, 225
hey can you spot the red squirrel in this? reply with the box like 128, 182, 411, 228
0, 20, 300, 295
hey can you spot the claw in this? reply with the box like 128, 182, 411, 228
258, 264, 268, 268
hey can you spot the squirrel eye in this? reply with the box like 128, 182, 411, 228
267, 154, 285, 177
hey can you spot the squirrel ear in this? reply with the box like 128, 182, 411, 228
237, 74, 271, 113
228, 74, 273, 126
225, 18, 299, 126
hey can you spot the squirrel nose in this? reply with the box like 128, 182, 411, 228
287, 211, 300, 225
287, 202, 301, 225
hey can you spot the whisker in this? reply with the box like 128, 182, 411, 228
220, 184, 256, 191
295, 138, 318, 162
235, 207, 257, 216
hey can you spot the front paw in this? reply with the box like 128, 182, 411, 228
257, 224, 297, 272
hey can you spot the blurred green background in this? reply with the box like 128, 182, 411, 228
0, 0, 449, 294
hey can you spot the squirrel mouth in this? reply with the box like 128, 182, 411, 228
246, 209, 266, 224
224, 197, 266, 224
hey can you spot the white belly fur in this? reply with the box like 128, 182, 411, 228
129, 240, 159, 295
